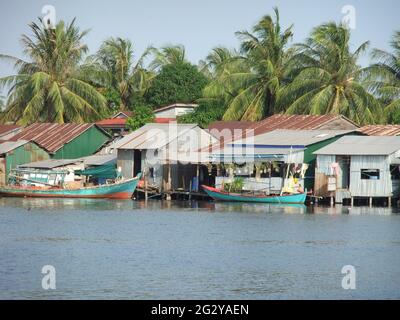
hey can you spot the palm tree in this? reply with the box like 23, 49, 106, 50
0, 18, 107, 124
203, 8, 294, 121
363, 31, 400, 123
85, 37, 154, 111
0, 95, 4, 110
281, 23, 379, 124
198, 47, 241, 79
149, 44, 187, 71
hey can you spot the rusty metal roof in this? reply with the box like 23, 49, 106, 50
206, 115, 357, 151
10, 123, 97, 154
253, 114, 357, 135
0, 124, 21, 137
358, 125, 400, 136
208, 121, 256, 133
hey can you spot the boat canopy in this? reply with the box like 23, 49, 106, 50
75, 163, 118, 179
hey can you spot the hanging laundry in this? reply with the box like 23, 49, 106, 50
300, 164, 309, 178
329, 162, 340, 176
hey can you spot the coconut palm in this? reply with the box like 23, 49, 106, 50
203, 8, 294, 121
0, 18, 107, 124
0, 95, 4, 110
149, 44, 187, 71
198, 47, 241, 79
84, 37, 154, 111
363, 31, 400, 123
281, 23, 379, 124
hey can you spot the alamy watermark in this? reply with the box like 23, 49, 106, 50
42, 5, 56, 29
341, 5, 356, 30
341, 265, 356, 290
41, 265, 56, 290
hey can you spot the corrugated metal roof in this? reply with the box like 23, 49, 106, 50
208, 121, 255, 132
80, 154, 116, 166
205, 115, 358, 150
96, 118, 127, 127
19, 159, 80, 169
231, 129, 355, 147
114, 123, 198, 150
9, 123, 100, 153
154, 118, 176, 124
358, 125, 400, 136
314, 136, 400, 155
213, 146, 305, 155
253, 114, 358, 135
0, 124, 21, 137
0, 140, 29, 154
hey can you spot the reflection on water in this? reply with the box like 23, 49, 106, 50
1, 197, 399, 216
1, 197, 400, 299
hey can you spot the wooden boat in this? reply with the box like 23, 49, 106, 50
0, 174, 142, 200
202, 185, 307, 204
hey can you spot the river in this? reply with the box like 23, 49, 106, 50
0, 198, 399, 299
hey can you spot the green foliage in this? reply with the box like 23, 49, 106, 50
146, 62, 209, 107
2, 10, 399, 126
149, 45, 187, 71
0, 19, 107, 124
0, 95, 4, 110
102, 87, 121, 114
177, 100, 226, 128
363, 31, 400, 123
204, 8, 294, 121
280, 22, 379, 125
84, 37, 155, 111
223, 177, 245, 193
126, 105, 155, 131
389, 108, 400, 124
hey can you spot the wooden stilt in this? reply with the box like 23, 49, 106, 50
144, 168, 148, 202
351, 197, 354, 207
388, 197, 392, 208
196, 164, 200, 192
168, 161, 172, 196
369, 197, 373, 207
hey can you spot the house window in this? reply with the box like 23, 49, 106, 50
361, 169, 380, 180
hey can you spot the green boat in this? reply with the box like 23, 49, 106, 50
202, 185, 307, 204
0, 171, 142, 200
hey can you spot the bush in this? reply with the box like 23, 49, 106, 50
126, 105, 155, 131
177, 99, 226, 128
145, 62, 209, 107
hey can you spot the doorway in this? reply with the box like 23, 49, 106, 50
133, 150, 142, 177
337, 155, 351, 189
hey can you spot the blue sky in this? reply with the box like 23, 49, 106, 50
0, 0, 399, 96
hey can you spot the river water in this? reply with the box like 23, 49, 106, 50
0, 197, 399, 300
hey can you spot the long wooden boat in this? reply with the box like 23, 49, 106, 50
0, 174, 141, 200
202, 185, 307, 204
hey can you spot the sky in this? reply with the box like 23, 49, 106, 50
0, 0, 399, 96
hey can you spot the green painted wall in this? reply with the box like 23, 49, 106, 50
52, 126, 110, 159
304, 137, 342, 164
5, 143, 50, 179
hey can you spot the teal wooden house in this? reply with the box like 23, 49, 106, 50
9, 123, 111, 159
0, 140, 50, 185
